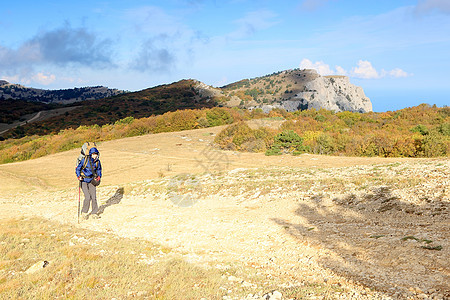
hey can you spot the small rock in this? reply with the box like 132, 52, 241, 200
25, 260, 49, 274
261, 290, 282, 300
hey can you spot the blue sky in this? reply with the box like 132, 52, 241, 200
1, 0, 449, 111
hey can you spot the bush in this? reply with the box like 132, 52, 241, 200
265, 130, 308, 155
315, 133, 334, 154
265, 144, 282, 156
410, 124, 429, 135
214, 122, 252, 150
438, 123, 450, 136
422, 133, 448, 157
206, 108, 234, 126
115, 116, 135, 125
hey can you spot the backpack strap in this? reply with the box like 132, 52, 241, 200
80, 155, 90, 178
90, 159, 98, 178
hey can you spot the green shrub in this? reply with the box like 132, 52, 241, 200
206, 107, 233, 126
438, 123, 450, 136
315, 133, 335, 154
265, 144, 282, 156
265, 130, 308, 155
422, 133, 447, 157
115, 116, 135, 125
410, 124, 429, 135
274, 130, 303, 149
314, 114, 326, 122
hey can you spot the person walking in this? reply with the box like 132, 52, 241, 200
76, 147, 102, 219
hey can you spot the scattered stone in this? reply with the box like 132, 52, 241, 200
261, 290, 282, 300
228, 275, 241, 282
25, 260, 49, 274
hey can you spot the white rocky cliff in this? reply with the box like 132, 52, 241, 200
196, 69, 373, 113
284, 73, 372, 113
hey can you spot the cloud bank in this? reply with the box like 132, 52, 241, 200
299, 59, 412, 79
0, 24, 113, 71
0, 24, 114, 85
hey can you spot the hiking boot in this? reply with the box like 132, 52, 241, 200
81, 212, 89, 220
90, 214, 100, 219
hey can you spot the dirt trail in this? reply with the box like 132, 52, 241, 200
0, 126, 448, 299
0, 106, 77, 135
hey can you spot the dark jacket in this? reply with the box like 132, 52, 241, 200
76, 147, 102, 183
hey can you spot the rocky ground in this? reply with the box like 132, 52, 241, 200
2, 155, 448, 299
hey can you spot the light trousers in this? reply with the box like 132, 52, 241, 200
81, 181, 98, 214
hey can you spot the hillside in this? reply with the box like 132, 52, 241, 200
0, 80, 125, 104
2, 80, 217, 138
0, 99, 64, 124
1, 69, 373, 138
0, 125, 448, 299
1, 104, 448, 165
195, 69, 372, 113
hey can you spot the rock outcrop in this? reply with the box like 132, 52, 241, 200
217, 69, 373, 113
281, 72, 372, 113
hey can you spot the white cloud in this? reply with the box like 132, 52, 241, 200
2, 72, 56, 86
32, 72, 56, 85
386, 68, 411, 78
300, 58, 411, 79
350, 60, 380, 79
3, 75, 23, 85
335, 65, 347, 76
299, 59, 334, 75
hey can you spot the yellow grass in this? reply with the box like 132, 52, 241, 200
0, 217, 227, 299
0, 217, 346, 299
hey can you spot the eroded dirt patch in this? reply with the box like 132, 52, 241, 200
1, 157, 448, 299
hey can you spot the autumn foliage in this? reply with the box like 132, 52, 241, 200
0, 104, 449, 164
0, 107, 240, 164
215, 104, 450, 158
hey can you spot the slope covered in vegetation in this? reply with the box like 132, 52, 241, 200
0, 99, 63, 124
0, 104, 448, 165
0, 107, 239, 164
215, 104, 450, 158
2, 80, 216, 139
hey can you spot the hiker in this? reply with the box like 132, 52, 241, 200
76, 147, 102, 219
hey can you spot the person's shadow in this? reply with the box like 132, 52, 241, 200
98, 187, 124, 215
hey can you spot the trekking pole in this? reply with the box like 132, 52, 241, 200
78, 180, 81, 224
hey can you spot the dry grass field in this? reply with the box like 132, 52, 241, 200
0, 123, 448, 299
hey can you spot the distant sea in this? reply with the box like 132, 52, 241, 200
365, 88, 449, 112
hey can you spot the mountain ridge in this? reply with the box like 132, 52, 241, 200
0, 69, 373, 138
0, 80, 125, 104
1, 68, 372, 113
194, 68, 372, 113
